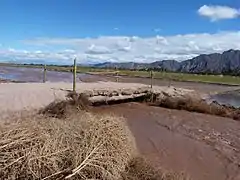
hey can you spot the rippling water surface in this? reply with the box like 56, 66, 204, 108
210, 91, 240, 108
0, 66, 93, 82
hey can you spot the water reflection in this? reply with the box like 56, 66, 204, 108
210, 91, 240, 108
0, 66, 91, 82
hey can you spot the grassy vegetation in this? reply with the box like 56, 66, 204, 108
1, 62, 240, 85
0, 62, 114, 73
55, 66, 240, 85
118, 70, 240, 85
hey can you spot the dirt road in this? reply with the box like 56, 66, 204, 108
93, 103, 240, 180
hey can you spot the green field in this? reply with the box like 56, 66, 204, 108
118, 70, 240, 85
1, 63, 240, 85
52, 66, 240, 85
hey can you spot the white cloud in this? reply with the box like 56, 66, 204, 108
8, 48, 16, 52
154, 28, 161, 33
1, 31, 240, 64
198, 5, 240, 21
35, 50, 42, 54
0, 48, 75, 64
85, 44, 112, 55
63, 49, 75, 53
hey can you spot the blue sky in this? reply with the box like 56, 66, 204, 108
0, 0, 240, 64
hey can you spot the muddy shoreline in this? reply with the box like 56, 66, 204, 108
0, 79, 24, 83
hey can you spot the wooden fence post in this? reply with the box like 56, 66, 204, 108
73, 58, 77, 92
150, 70, 153, 88
168, 74, 171, 87
43, 64, 47, 83
116, 71, 119, 82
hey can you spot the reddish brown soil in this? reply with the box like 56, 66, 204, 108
92, 103, 240, 180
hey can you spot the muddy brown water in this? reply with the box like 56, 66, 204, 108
92, 103, 240, 180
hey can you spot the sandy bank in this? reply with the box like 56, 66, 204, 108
0, 82, 194, 113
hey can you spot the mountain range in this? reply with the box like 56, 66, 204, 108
93, 49, 240, 75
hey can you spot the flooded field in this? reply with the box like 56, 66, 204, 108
0, 66, 101, 82
211, 91, 240, 108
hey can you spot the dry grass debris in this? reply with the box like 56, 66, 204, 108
40, 92, 91, 118
122, 157, 191, 180
0, 109, 135, 179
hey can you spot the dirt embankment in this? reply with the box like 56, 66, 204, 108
0, 82, 149, 113
0, 82, 192, 113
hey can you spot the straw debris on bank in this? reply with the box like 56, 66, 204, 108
40, 92, 91, 118
122, 157, 191, 180
0, 108, 135, 179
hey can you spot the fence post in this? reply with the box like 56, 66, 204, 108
150, 70, 153, 88
73, 58, 77, 92
116, 71, 119, 82
168, 74, 171, 87
43, 64, 47, 83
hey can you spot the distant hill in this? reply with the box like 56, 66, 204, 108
94, 62, 148, 69
93, 49, 240, 75
180, 49, 240, 74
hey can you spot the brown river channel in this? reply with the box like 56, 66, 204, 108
92, 103, 240, 180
